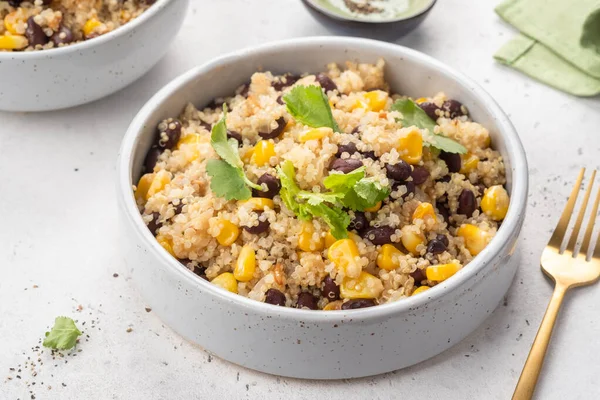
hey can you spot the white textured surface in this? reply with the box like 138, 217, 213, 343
1, 0, 599, 399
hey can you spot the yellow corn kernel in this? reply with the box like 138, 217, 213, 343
177, 133, 202, 161
298, 221, 325, 252
234, 244, 256, 282
412, 286, 430, 296
325, 231, 337, 248
242, 197, 275, 211
401, 225, 425, 255
364, 201, 382, 213
323, 300, 343, 311
252, 140, 276, 166
397, 129, 423, 165
298, 127, 333, 142
215, 220, 240, 246
456, 224, 492, 256
83, 18, 102, 38
363, 90, 389, 112
135, 173, 155, 202
414, 97, 428, 105
351, 99, 368, 111
327, 238, 361, 278
376, 244, 405, 271
460, 153, 480, 174
156, 235, 175, 257
177, 133, 201, 147
146, 170, 171, 199
211, 272, 238, 293
412, 202, 437, 223
340, 271, 384, 299
426, 262, 461, 282
481, 185, 510, 221
0, 34, 28, 50
4, 10, 25, 35
241, 147, 254, 163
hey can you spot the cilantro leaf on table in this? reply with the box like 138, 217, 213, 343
206, 105, 263, 200
283, 85, 340, 132
43, 317, 82, 351
391, 98, 467, 154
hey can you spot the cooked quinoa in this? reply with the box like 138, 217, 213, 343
133, 59, 510, 311
0, 0, 154, 51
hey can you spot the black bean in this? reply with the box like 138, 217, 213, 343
362, 226, 395, 245
418, 102, 440, 121
199, 120, 212, 131
296, 292, 318, 310
238, 83, 249, 98
385, 161, 411, 181
147, 212, 162, 235
276, 96, 284, 105
157, 118, 181, 150
458, 189, 477, 217
410, 268, 426, 285
272, 73, 299, 91
336, 142, 358, 157
361, 151, 377, 160
436, 201, 451, 223
227, 130, 243, 146
315, 73, 337, 93
437, 234, 449, 247
252, 173, 281, 199
330, 158, 363, 173
411, 166, 430, 185
476, 183, 487, 197
442, 99, 468, 119
265, 288, 286, 306
243, 215, 270, 234
393, 181, 415, 200
50, 25, 75, 46
437, 175, 451, 183
8, 0, 23, 6
351, 126, 361, 135
144, 146, 162, 173
341, 299, 376, 310
322, 276, 340, 301
439, 151, 461, 173
26, 17, 48, 47
427, 237, 447, 255
349, 212, 368, 232
259, 117, 286, 139
173, 202, 184, 215
207, 98, 225, 110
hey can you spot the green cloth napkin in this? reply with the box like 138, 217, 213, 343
494, 0, 600, 96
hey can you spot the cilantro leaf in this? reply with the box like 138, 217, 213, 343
206, 106, 262, 200
277, 160, 349, 238
206, 159, 252, 201
323, 167, 365, 192
343, 179, 390, 211
391, 98, 467, 154
283, 85, 340, 132
43, 317, 82, 351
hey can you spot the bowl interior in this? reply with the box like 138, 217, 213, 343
123, 37, 527, 316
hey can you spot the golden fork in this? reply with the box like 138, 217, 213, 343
512, 168, 600, 400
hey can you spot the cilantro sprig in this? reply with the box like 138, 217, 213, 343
206, 106, 263, 200
277, 161, 389, 239
283, 85, 340, 132
391, 99, 467, 154
43, 316, 82, 351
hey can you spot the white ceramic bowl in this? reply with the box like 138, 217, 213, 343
0, 0, 189, 112
117, 37, 528, 379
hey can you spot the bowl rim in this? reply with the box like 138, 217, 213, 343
0, 0, 174, 59
117, 36, 528, 323
302, 0, 437, 24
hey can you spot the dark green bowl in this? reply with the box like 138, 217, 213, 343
302, 0, 437, 40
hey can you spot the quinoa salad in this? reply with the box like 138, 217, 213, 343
133, 59, 510, 311
0, 0, 154, 51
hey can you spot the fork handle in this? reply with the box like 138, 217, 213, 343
512, 284, 568, 400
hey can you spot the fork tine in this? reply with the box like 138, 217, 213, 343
566, 170, 596, 255
582, 185, 600, 258
548, 169, 585, 250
